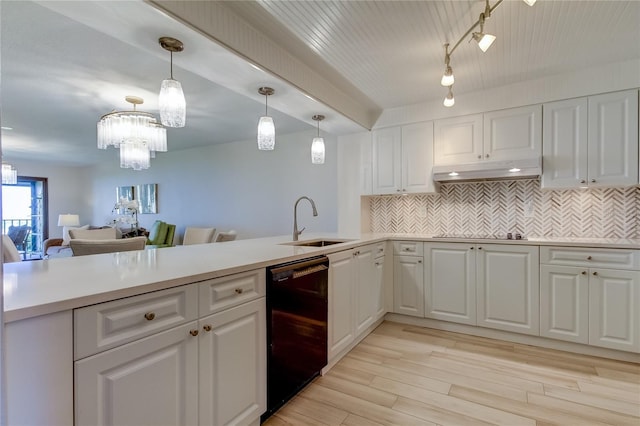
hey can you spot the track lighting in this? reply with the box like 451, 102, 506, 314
443, 87, 455, 107
471, 13, 496, 52
439, 0, 536, 107
440, 44, 454, 87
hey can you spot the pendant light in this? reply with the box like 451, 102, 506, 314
440, 43, 454, 87
257, 87, 275, 150
97, 96, 167, 170
443, 87, 455, 107
158, 37, 186, 128
311, 115, 325, 164
471, 12, 496, 53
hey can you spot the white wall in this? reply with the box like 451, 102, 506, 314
88, 130, 338, 242
3, 160, 92, 239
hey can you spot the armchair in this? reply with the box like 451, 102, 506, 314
146, 220, 176, 248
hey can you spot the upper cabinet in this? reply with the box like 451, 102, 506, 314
542, 90, 639, 189
372, 121, 436, 195
434, 105, 541, 166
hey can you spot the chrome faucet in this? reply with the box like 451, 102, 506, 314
293, 196, 318, 241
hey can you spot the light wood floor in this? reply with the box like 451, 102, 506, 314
264, 321, 640, 426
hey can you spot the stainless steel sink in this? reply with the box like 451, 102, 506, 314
281, 239, 353, 247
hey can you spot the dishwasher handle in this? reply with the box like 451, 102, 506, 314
269, 256, 328, 276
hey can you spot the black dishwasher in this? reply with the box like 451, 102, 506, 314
261, 256, 329, 422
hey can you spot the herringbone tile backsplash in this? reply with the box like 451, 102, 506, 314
369, 180, 640, 238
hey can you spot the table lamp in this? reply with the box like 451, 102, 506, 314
58, 214, 80, 227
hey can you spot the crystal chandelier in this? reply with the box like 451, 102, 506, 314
158, 37, 186, 128
257, 87, 275, 150
97, 96, 167, 170
2, 162, 17, 184
311, 114, 325, 164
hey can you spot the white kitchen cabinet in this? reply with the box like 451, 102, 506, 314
540, 265, 590, 344
199, 298, 266, 426
393, 241, 424, 317
75, 322, 200, 425
542, 90, 639, 189
372, 122, 436, 195
434, 106, 541, 166
434, 114, 483, 165
328, 249, 356, 360
476, 244, 540, 336
540, 246, 640, 352
589, 268, 640, 352
75, 269, 267, 426
424, 243, 476, 325
373, 243, 386, 320
328, 244, 380, 361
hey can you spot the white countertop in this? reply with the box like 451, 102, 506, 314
4, 233, 638, 323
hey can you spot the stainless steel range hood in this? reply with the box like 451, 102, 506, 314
432, 157, 541, 182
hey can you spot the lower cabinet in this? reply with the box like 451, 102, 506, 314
373, 247, 386, 320
476, 244, 540, 335
328, 244, 383, 361
393, 242, 424, 317
74, 270, 267, 426
540, 246, 640, 353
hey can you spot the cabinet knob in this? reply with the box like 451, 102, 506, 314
580, 179, 586, 184
477, 155, 482, 159
235, 288, 244, 295
144, 312, 156, 321
402, 189, 406, 192
203, 324, 212, 332
418, 260, 422, 264
378, 248, 384, 253
478, 247, 482, 250
485, 154, 490, 158
470, 247, 474, 250
396, 189, 401, 192
189, 329, 199, 337
581, 271, 587, 275
587, 256, 592, 260
593, 271, 598, 276
591, 179, 596, 183
374, 262, 380, 266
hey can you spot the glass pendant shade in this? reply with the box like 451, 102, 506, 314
120, 140, 151, 171
257, 116, 275, 150
97, 111, 167, 152
440, 66, 454, 86
159, 79, 186, 128
311, 137, 325, 164
2, 163, 17, 184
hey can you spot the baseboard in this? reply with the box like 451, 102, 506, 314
385, 313, 640, 363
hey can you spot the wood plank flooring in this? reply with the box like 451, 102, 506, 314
264, 321, 640, 425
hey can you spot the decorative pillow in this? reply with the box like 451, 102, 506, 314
68, 228, 117, 240
62, 225, 89, 246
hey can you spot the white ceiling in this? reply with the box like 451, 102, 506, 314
1, 0, 639, 167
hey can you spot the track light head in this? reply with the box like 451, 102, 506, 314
471, 13, 496, 52
443, 87, 455, 107
522, 0, 536, 5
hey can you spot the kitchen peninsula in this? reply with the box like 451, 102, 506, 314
4, 233, 639, 425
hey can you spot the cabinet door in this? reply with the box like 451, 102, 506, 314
328, 250, 355, 360
401, 121, 436, 193
477, 245, 540, 335
540, 265, 589, 344
199, 298, 266, 426
424, 243, 476, 325
75, 322, 199, 426
541, 97, 589, 189
393, 255, 424, 317
355, 245, 376, 336
374, 255, 386, 320
434, 114, 483, 165
483, 105, 542, 162
589, 268, 640, 352
588, 90, 639, 187
372, 127, 402, 194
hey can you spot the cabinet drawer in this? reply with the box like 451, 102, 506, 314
540, 247, 640, 270
74, 284, 198, 360
374, 242, 386, 258
199, 269, 265, 316
393, 241, 423, 256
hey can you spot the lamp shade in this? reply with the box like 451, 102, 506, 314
311, 137, 325, 164
257, 116, 275, 150
58, 214, 80, 227
159, 79, 186, 128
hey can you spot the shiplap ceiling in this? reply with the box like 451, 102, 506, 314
1, 1, 639, 166
234, 0, 640, 108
